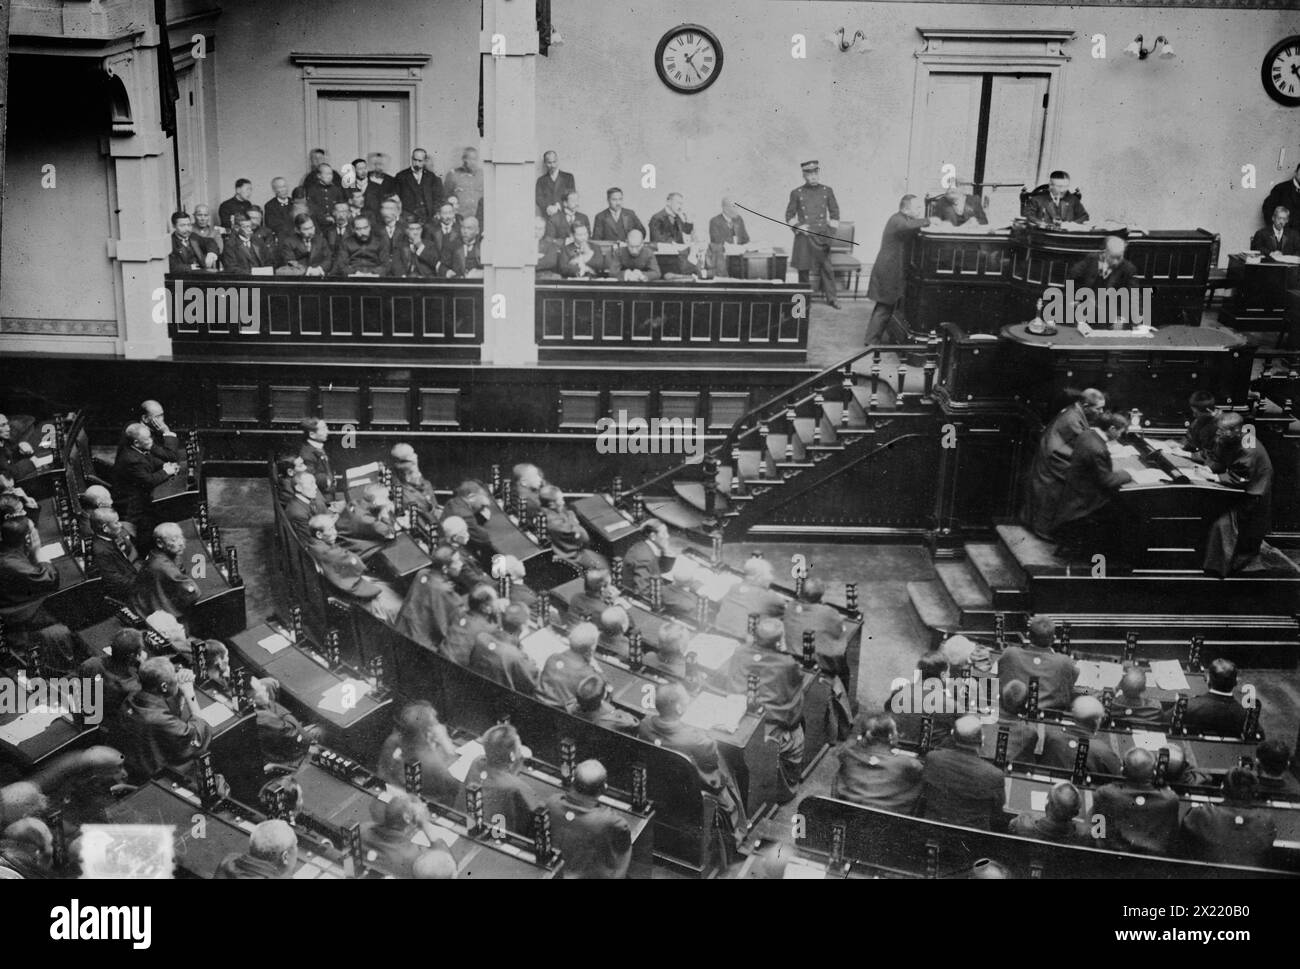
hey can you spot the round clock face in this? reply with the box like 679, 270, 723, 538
1262, 35, 1300, 106
655, 25, 723, 94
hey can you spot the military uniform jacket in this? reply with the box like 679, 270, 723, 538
785, 183, 841, 270
546, 790, 633, 879
832, 740, 923, 813
133, 550, 200, 619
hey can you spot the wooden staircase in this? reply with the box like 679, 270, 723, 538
623, 339, 944, 542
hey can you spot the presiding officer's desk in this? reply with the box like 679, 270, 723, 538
1219, 253, 1300, 338
901, 224, 1215, 339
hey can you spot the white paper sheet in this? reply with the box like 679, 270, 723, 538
1127, 467, 1172, 485
35, 542, 64, 563
256, 633, 293, 656
1030, 789, 1049, 812
449, 741, 486, 783
521, 628, 570, 668
317, 679, 371, 715
1149, 660, 1190, 692
197, 702, 234, 728
685, 633, 739, 671
1131, 730, 1168, 751
0, 706, 72, 744
681, 692, 747, 733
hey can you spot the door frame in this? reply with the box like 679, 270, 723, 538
907, 27, 1074, 196
291, 52, 430, 171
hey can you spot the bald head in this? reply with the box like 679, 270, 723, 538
89, 507, 121, 536
743, 557, 774, 587
953, 715, 983, 747
1071, 695, 1106, 731
383, 792, 426, 829
754, 617, 784, 650
572, 759, 608, 797
569, 622, 598, 655
1122, 747, 1156, 783
1079, 388, 1107, 415
1103, 236, 1127, 258
81, 485, 112, 510
248, 819, 298, 871
1118, 668, 1147, 700
413, 846, 458, 879
1045, 782, 1082, 822
153, 521, 185, 555
598, 606, 628, 635
441, 515, 469, 545
655, 681, 691, 719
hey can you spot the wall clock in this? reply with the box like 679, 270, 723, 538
1262, 35, 1300, 106
655, 24, 723, 94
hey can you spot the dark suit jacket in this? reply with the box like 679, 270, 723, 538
446, 239, 484, 277
217, 196, 254, 230
865, 212, 928, 304
333, 234, 389, 276
1093, 780, 1180, 855
458, 759, 543, 835
1051, 429, 1132, 531
276, 233, 334, 274
920, 745, 1005, 830
220, 234, 272, 273
362, 174, 400, 218
1067, 255, 1137, 292
112, 441, 179, 527
469, 635, 540, 696
395, 568, 463, 649
169, 232, 218, 273
283, 493, 328, 545
536, 237, 564, 275
1022, 189, 1089, 224
303, 176, 347, 225
546, 210, 591, 241
133, 550, 200, 619
546, 790, 632, 879
538, 648, 601, 708
1033, 723, 1122, 776
0, 546, 61, 626
606, 246, 661, 281
1262, 177, 1300, 224
119, 690, 211, 784
997, 644, 1078, 713
1250, 226, 1300, 256
592, 208, 645, 242
558, 243, 606, 278
262, 196, 296, 240
91, 533, 141, 601
388, 242, 441, 278
298, 443, 335, 497
535, 170, 576, 217
832, 741, 923, 813
719, 647, 804, 729
1182, 803, 1276, 868
708, 213, 751, 246
932, 194, 988, 226
395, 168, 443, 223
647, 209, 694, 245
440, 496, 493, 559
1183, 692, 1250, 738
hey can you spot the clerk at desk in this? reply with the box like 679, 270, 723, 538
1021, 170, 1089, 224
1250, 205, 1300, 259
1066, 236, 1136, 292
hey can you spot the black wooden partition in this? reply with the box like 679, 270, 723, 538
346, 606, 722, 873
796, 795, 1296, 879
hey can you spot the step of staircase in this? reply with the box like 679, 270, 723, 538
934, 559, 997, 631
905, 578, 961, 638
994, 522, 1075, 577
965, 541, 1028, 610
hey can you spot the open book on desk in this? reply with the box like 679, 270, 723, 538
1126, 467, 1172, 485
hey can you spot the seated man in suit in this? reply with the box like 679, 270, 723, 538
360, 793, 445, 878
335, 482, 398, 560
1092, 747, 1180, 856
783, 577, 848, 684
931, 183, 988, 227
395, 546, 465, 651
321, 201, 354, 253
439, 515, 492, 593
545, 760, 633, 879
920, 716, 1005, 830
88, 508, 141, 602
215, 819, 297, 880
389, 219, 440, 278
246, 206, 277, 250
445, 216, 485, 278
592, 187, 645, 243
883, 651, 957, 747
596, 606, 630, 657
648, 193, 694, 244
375, 700, 459, 806
133, 522, 200, 622
0, 517, 83, 677
273, 452, 306, 505
298, 418, 336, 499
0, 414, 37, 484
117, 657, 213, 784
1181, 766, 1277, 868
832, 713, 923, 815
546, 190, 591, 242
220, 212, 274, 273
305, 513, 404, 623
75, 484, 111, 540
1065, 235, 1137, 305
283, 470, 328, 545
540, 485, 607, 572
457, 723, 542, 836
708, 196, 751, 260
1251, 204, 1300, 258
425, 202, 461, 267
640, 681, 747, 844
347, 189, 372, 224
191, 204, 224, 255
112, 422, 180, 542
262, 177, 295, 241
568, 674, 638, 734
440, 483, 494, 566
389, 443, 439, 525
623, 519, 695, 618
1109, 668, 1167, 728
469, 602, 540, 696
538, 622, 602, 708
1034, 695, 1122, 777
372, 199, 404, 259
606, 228, 662, 282
557, 222, 605, 278
512, 463, 546, 517
717, 618, 806, 802
567, 568, 615, 626
1048, 411, 1134, 561
1008, 781, 1094, 845
439, 582, 501, 667
1183, 657, 1256, 738
1256, 739, 1300, 797
997, 614, 1078, 713
996, 680, 1043, 765
168, 211, 219, 273
332, 214, 388, 276
276, 214, 333, 276
644, 620, 689, 680
1021, 169, 1089, 224
535, 216, 563, 276
1177, 391, 1220, 461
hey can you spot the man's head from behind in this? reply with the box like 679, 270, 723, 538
138, 656, 179, 697
568, 622, 598, 658
952, 716, 983, 748
861, 714, 899, 747
1045, 782, 1082, 823
742, 556, 774, 589
1118, 668, 1147, 701
654, 681, 691, 721
1027, 616, 1056, 649
572, 759, 607, 798
598, 606, 629, 638
582, 568, 610, 596
248, 819, 298, 874
1001, 679, 1028, 716
481, 723, 522, 770
1222, 766, 1259, 803
110, 628, 147, 669
1121, 747, 1156, 784
754, 617, 784, 651
575, 674, 608, 714
1205, 657, 1239, 694
1071, 695, 1106, 733
1256, 739, 1292, 777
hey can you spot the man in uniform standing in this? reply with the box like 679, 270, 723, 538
785, 160, 841, 309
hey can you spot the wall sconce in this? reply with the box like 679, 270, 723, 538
831, 28, 869, 53
1123, 35, 1175, 60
